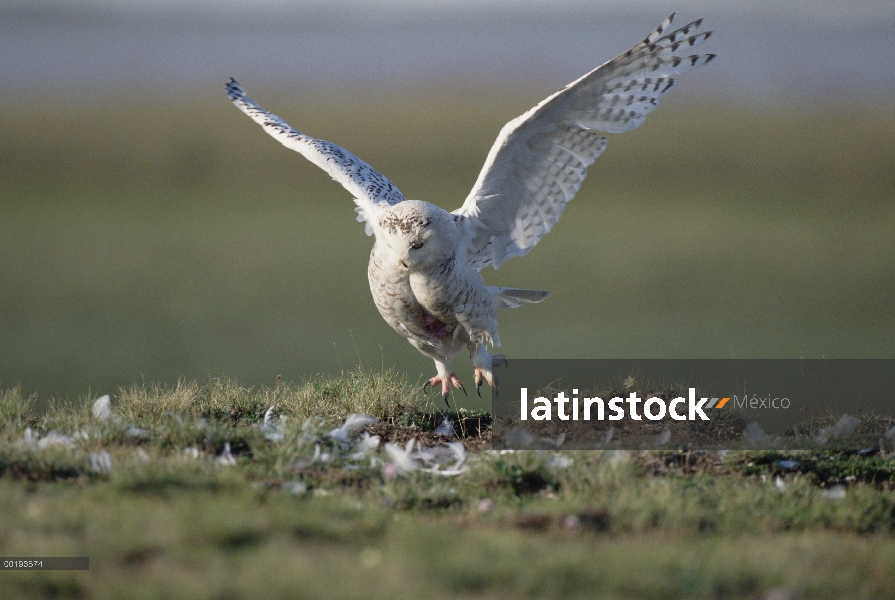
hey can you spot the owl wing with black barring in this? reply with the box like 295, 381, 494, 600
453, 13, 715, 271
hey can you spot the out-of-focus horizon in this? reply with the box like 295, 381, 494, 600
2, 0, 894, 103
2, 0, 894, 401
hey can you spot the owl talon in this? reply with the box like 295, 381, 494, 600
473, 367, 499, 397
424, 374, 463, 403
449, 374, 466, 397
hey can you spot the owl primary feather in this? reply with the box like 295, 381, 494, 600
226, 13, 715, 404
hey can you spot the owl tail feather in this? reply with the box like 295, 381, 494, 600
488, 287, 551, 309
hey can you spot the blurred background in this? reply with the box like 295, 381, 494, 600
1, 0, 893, 401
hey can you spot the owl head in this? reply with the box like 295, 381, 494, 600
376, 200, 459, 271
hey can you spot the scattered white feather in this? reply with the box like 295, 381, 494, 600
357, 432, 381, 451
502, 428, 564, 449
879, 425, 895, 454
503, 428, 536, 448
328, 414, 378, 443
774, 475, 787, 493
291, 444, 325, 470
817, 414, 860, 444
37, 431, 76, 450
656, 427, 671, 446
184, 447, 200, 459
831, 415, 860, 436
821, 485, 847, 500
23, 427, 37, 450
607, 450, 631, 467
89, 451, 113, 474
547, 454, 573, 470
419, 441, 467, 476
604, 427, 615, 444
381, 462, 401, 480
435, 417, 456, 439
561, 515, 581, 531
92, 395, 112, 422
259, 404, 288, 442
218, 442, 237, 466
350, 432, 381, 461
283, 481, 308, 496
744, 422, 778, 447
384, 439, 419, 473
382, 439, 466, 476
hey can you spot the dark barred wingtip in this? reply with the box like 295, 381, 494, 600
225, 77, 243, 98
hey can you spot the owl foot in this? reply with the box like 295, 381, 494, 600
423, 374, 466, 407
474, 367, 500, 398
472, 352, 506, 397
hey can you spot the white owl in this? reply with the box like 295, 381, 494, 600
226, 14, 714, 404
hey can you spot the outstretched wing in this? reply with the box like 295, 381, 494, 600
454, 14, 715, 270
226, 78, 404, 235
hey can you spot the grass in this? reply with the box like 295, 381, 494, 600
2, 372, 895, 599
1, 93, 894, 401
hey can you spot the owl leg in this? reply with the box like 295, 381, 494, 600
471, 345, 506, 397
409, 340, 466, 407
423, 371, 467, 406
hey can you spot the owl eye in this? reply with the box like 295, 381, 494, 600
411, 241, 424, 250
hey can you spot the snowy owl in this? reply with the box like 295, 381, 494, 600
226, 14, 714, 404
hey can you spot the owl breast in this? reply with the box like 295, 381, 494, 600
367, 242, 457, 346
407, 253, 499, 347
